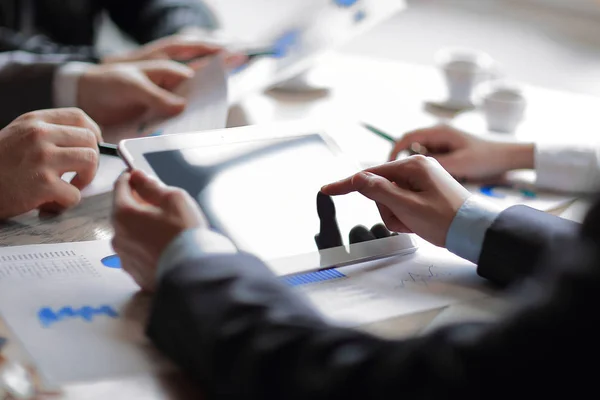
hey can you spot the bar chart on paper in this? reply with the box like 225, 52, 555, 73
0, 240, 171, 386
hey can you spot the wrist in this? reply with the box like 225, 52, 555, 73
498, 142, 535, 171
53, 62, 95, 108
446, 196, 502, 263
76, 67, 96, 111
157, 227, 237, 282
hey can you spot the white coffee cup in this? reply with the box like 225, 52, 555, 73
479, 82, 526, 133
435, 47, 496, 108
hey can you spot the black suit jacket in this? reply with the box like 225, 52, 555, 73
0, 0, 218, 60
147, 204, 598, 399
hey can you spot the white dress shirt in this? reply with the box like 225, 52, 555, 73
535, 143, 600, 193
52, 62, 94, 108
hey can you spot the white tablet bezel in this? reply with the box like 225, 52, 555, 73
119, 121, 417, 277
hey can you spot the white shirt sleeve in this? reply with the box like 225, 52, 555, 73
445, 195, 502, 264
535, 143, 600, 193
52, 62, 94, 108
157, 228, 238, 282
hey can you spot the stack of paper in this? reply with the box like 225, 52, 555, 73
0, 239, 492, 386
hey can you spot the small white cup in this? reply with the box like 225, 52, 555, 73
479, 82, 526, 133
435, 47, 496, 108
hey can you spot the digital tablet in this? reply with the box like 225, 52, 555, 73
119, 122, 417, 276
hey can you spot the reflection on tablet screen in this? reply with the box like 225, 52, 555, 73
144, 134, 385, 261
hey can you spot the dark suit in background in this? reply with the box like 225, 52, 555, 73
146, 203, 597, 398
0, 0, 218, 127
0, 0, 218, 61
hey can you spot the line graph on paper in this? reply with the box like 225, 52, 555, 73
392, 265, 453, 290
0, 250, 100, 282
302, 264, 455, 308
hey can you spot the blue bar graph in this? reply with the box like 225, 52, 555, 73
282, 269, 346, 287
38, 305, 119, 327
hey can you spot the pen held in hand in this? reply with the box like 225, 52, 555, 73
98, 143, 119, 157
175, 47, 278, 66
360, 121, 396, 143
360, 122, 429, 156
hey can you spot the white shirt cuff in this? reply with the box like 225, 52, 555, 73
157, 228, 238, 281
53, 62, 94, 108
446, 196, 502, 264
535, 143, 600, 193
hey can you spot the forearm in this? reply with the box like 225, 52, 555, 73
494, 140, 600, 193
477, 205, 579, 286
0, 27, 100, 62
500, 142, 535, 170
149, 253, 470, 399
148, 253, 329, 398
149, 260, 485, 399
446, 196, 580, 287
148, 232, 599, 399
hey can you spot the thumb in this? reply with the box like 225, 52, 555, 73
141, 60, 194, 90
129, 169, 170, 206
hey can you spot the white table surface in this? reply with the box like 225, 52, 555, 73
3, 52, 598, 399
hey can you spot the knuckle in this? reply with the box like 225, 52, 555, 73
404, 155, 432, 178
68, 108, 89, 125
410, 154, 429, 167
18, 111, 39, 123
25, 121, 49, 142
426, 156, 441, 167
81, 128, 99, 146
79, 147, 99, 166
367, 177, 387, 190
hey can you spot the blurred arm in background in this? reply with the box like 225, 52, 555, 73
0, 0, 221, 62
389, 124, 600, 194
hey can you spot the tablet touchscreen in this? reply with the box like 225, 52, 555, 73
144, 134, 391, 262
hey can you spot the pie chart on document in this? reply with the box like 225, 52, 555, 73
101, 254, 122, 269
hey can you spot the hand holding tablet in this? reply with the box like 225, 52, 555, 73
118, 122, 417, 276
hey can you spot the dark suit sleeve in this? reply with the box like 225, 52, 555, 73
476, 205, 580, 287
102, 0, 219, 44
147, 232, 600, 399
0, 28, 100, 62
0, 51, 75, 128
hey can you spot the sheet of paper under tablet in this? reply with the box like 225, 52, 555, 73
0, 239, 491, 386
64, 54, 229, 197
0, 241, 173, 386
